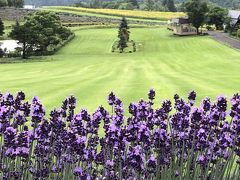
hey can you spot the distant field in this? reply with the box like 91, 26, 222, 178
44, 6, 186, 21
1, 27, 240, 112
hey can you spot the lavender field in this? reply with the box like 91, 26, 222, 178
0, 89, 240, 179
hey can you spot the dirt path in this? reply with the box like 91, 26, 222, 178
208, 31, 240, 50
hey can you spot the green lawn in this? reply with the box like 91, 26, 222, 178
1, 27, 240, 112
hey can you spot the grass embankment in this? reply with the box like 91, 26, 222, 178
44, 6, 186, 21
1, 28, 240, 112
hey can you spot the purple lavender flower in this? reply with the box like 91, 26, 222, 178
216, 95, 227, 112
188, 90, 196, 103
127, 145, 145, 172
198, 155, 208, 167
1, 90, 240, 179
162, 100, 172, 113
147, 154, 156, 173
201, 97, 211, 112
148, 88, 155, 101
73, 167, 88, 179
31, 96, 45, 125
108, 91, 116, 106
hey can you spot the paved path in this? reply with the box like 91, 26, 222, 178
208, 31, 240, 50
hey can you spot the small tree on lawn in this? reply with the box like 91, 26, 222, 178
117, 17, 130, 53
117, 32, 128, 53
185, 0, 208, 34
0, 18, 4, 36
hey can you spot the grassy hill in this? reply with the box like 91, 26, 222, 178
1, 27, 240, 112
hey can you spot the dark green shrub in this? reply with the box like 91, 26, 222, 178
0, 48, 4, 58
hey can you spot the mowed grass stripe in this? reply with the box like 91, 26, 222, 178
0, 27, 240, 112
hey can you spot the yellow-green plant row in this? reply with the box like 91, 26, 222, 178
49, 6, 186, 20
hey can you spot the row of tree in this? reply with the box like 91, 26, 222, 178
0, 0, 24, 8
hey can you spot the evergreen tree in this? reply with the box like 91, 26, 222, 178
117, 17, 130, 53
117, 33, 128, 53
118, 17, 130, 41
0, 18, 4, 36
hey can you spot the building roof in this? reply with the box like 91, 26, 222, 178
228, 10, 240, 26
171, 18, 190, 24
23, 5, 36, 9
229, 10, 240, 19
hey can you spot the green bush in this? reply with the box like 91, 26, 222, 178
6, 51, 21, 58
237, 29, 240, 39
0, 47, 4, 58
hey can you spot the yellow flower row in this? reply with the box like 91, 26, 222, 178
54, 6, 186, 20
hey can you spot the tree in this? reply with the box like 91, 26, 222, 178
0, 18, 4, 36
10, 21, 36, 59
89, 0, 102, 8
162, 0, 176, 12
117, 17, 130, 53
207, 6, 228, 30
0, 47, 4, 58
166, 0, 176, 12
127, 0, 138, 8
14, 0, 24, 8
24, 11, 71, 53
0, 0, 8, 7
10, 12, 72, 58
118, 3, 135, 10
8, 0, 24, 7
143, 0, 155, 11
185, 0, 209, 34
